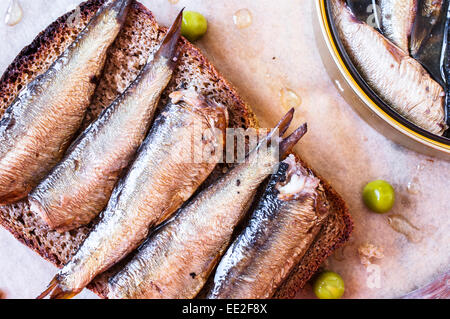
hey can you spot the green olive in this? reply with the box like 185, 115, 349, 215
181, 11, 208, 42
363, 180, 395, 214
313, 271, 345, 299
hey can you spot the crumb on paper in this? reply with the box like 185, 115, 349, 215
358, 243, 384, 267
0, 289, 5, 299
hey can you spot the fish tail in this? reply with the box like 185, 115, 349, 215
263, 108, 294, 150
274, 108, 295, 137
279, 123, 307, 156
36, 276, 79, 299
154, 8, 184, 67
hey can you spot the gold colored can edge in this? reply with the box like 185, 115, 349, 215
314, 0, 450, 160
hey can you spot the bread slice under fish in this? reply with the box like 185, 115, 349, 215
0, 0, 352, 298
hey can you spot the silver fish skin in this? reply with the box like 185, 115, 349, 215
37, 89, 228, 299
332, 0, 447, 135
107, 114, 308, 299
380, 0, 417, 52
28, 10, 183, 233
0, 0, 132, 204
207, 155, 330, 299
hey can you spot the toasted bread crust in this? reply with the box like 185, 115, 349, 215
0, 0, 351, 299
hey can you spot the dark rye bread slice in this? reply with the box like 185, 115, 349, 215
274, 156, 353, 298
0, 0, 352, 298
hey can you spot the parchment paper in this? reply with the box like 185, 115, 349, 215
0, 0, 448, 299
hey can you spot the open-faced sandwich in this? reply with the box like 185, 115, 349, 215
0, 0, 352, 299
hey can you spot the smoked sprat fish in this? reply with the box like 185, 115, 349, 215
207, 155, 330, 299
37, 89, 228, 299
107, 110, 308, 299
380, 0, 417, 52
332, 0, 448, 135
410, 0, 447, 87
0, 0, 132, 204
29, 9, 183, 232
444, 1, 450, 129
410, 0, 444, 56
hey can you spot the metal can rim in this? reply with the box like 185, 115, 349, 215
315, 0, 450, 159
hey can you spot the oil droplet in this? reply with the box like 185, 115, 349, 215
387, 214, 422, 243
168, 0, 179, 4
4, 0, 23, 27
280, 88, 302, 110
233, 9, 252, 29
416, 162, 425, 171
406, 177, 421, 195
